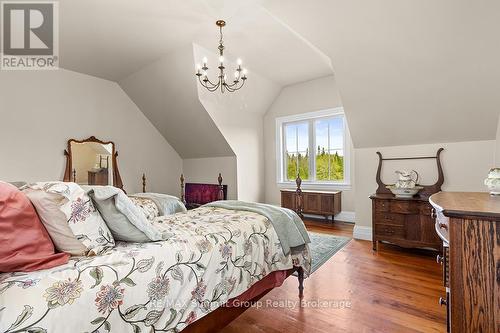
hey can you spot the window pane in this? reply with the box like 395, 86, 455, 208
315, 117, 344, 181
284, 122, 309, 181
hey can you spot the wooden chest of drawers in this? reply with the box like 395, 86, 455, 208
370, 194, 441, 251
430, 192, 500, 333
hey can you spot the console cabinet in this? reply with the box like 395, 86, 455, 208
280, 190, 341, 221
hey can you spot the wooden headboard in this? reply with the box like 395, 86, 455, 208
180, 173, 226, 208
141, 173, 226, 204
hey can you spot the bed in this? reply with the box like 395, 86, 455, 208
1, 139, 311, 332
0, 206, 311, 333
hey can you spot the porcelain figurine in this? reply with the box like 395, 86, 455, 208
484, 168, 500, 195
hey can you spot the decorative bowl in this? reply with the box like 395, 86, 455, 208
386, 185, 424, 198
484, 168, 500, 195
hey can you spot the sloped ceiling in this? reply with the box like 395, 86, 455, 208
263, 0, 500, 148
119, 45, 234, 159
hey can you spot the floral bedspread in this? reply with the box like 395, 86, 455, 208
0, 207, 310, 333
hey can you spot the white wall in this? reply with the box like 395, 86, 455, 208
354, 140, 496, 231
263, 75, 356, 215
194, 44, 281, 202
0, 69, 182, 194
496, 115, 500, 165
182, 156, 238, 200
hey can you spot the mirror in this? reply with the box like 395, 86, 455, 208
63, 136, 123, 190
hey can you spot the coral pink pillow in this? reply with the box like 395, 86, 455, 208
0, 182, 70, 272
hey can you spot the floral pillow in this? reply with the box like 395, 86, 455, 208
24, 182, 115, 256
128, 196, 159, 221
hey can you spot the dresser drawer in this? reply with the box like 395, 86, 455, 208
419, 203, 432, 216
374, 200, 390, 212
374, 224, 405, 238
374, 212, 405, 226
390, 201, 420, 214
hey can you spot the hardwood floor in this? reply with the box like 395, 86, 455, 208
220, 220, 446, 333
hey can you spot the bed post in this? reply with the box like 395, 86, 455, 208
180, 174, 186, 204
217, 173, 224, 201
297, 266, 304, 298
142, 173, 146, 193
295, 174, 303, 217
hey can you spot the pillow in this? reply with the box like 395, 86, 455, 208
7, 181, 27, 189
24, 182, 115, 256
128, 196, 159, 221
0, 182, 70, 272
84, 186, 165, 242
130, 193, 187, 215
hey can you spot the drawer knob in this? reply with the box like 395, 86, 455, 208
439, 297, 447, 306
439, 222, 448, 230
431, 208, 436, 219
436, 255, 444, 264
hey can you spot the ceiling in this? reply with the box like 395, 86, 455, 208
56, 0, 500, 151
263, 0, 500, 147
58, 0, 332, 85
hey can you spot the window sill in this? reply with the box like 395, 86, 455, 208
277, 182, 352, 191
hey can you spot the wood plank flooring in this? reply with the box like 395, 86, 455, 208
220, 220, 446, 333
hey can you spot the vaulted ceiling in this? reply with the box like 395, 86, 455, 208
58, 0, 331, 85
56, 0, 499, 155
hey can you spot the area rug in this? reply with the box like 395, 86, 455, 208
307, 232, 351, 274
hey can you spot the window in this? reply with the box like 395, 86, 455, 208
276, 108, 350, 188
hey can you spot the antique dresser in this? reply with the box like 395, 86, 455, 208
370, 194, 441, 251
370, 149, 444, 251
429, 192, 499, 333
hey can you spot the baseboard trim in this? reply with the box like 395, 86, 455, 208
335, 211, 355, 223
302, 210, 355, 223
353, 225, 372, 241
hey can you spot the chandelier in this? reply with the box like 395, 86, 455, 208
195, 20, 247, 93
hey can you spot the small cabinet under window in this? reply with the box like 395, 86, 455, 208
280, 189, 341, 221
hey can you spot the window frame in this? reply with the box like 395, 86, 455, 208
276, 107, 351, 190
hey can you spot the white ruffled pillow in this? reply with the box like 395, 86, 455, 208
24, 182, 115, 256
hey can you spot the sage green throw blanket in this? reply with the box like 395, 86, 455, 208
204, 200, 310, 255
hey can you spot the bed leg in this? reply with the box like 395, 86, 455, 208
297, 266, 304, 299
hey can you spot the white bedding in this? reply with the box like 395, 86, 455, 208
0, 207, 310, 333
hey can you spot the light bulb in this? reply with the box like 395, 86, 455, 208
196, 64, 201, 71
237, 58, 242, 65
219, 56, 224, 63
234, 71, 239, 78
224, 74, 227, 80
242, 68, 248, 75
202, 57, 208, 65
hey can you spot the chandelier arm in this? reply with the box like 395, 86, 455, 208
198, 76, 214, 90
225, 80, 242, 89
199, 76, 220, 90
227, 79, 245, 92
